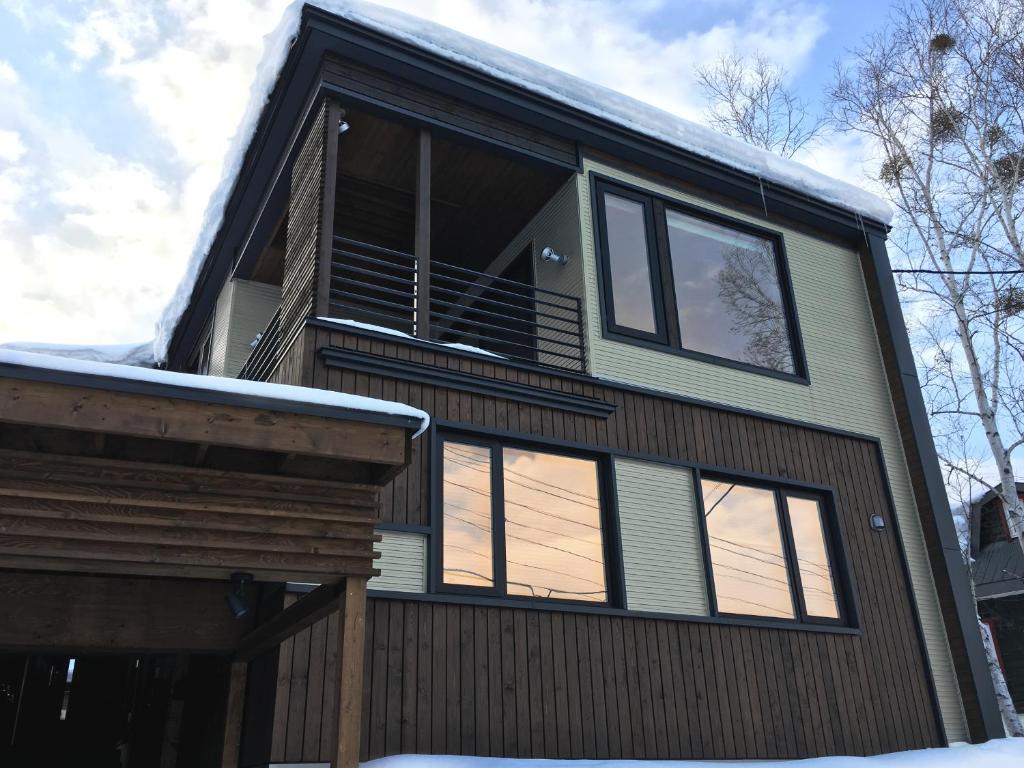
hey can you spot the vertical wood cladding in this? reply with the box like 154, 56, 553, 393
281, 101, 329, 353
263, 324, 945, 760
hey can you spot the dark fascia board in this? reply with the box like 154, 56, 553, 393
864, 231, 1004, 740
168, 4, 890, 368
976, 580, 1024, 600
318, 345, 616, 418
0, 360, 423, 433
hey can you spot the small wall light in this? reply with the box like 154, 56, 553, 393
226, 572, 254, 618
869, 513, 886, 531
541, 246, 568, 265
338, 120, 350, 134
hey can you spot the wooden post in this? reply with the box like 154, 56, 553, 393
331, 577, 368, 768
414, 128, 431, 339
220, 660, 248, 768
315, 99, 344, 319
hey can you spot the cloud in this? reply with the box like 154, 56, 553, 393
0, 130, 26, 163
1, 0, 835, 348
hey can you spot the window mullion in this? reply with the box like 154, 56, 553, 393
492, 444, 508, 597
651, 199, 681, 349
777, 492, 808, 622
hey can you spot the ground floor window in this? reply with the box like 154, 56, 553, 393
700, 475, 846, 625
438, 437, 609, 603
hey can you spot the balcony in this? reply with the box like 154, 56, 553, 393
237, 97, 586, 382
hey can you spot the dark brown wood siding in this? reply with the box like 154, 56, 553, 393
281, 101, 329, 353
260, 323, 945, 760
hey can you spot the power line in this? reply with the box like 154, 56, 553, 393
892, 268, 1024, 275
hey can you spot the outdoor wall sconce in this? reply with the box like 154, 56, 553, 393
870, 513, 886, 531
541, 246, 568, 265
226, 572, 254, 618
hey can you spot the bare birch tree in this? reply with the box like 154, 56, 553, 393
696, 52, 825, 157
829, 0, 1024, 734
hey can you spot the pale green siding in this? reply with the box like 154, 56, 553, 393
615, 458, 708, 615
577, 156, 967, 742
371, 531, 427, 593
208, 278, 281, 378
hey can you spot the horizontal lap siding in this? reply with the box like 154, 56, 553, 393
256, 324, 948, 759
614, 458, 708, 615
371, 531, 427, 593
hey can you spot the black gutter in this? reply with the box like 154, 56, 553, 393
0, 360, 424, 433
864, 231, 1004, 740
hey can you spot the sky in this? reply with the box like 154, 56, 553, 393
0, 0, 896, 348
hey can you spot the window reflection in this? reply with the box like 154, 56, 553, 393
604, 193, 658, 334
442, 442, 494, 587
665, 210, 796, 373
503, 448, 607, 602
702, 478, 795, 619
787, 496, 840, 619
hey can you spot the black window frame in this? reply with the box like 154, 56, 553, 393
432, 431, 621, 607
695, 470, 852, 628
592, 174, 809, 384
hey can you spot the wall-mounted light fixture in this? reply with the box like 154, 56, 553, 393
541, 246, 568, 265
226, 572, 254, 618
338, 119, 350, 134
869, 513, 886, 531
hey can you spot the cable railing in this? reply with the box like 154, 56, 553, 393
237, 308, 281, 382
327, 236, 587, 373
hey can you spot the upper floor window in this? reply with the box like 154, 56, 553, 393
594, 178, 805, 379
700, 476, 845, 624
439, 437, 608, 603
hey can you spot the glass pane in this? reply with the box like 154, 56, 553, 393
503, 448, 607, 602
787, 496, 840, 619
442, 442, 494, 587
702, 478, 794, 619
604, 192, 658, 333
666, 210, 796, 373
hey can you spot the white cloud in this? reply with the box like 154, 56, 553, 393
0, 130, 26, 163
1, 0, 838, 348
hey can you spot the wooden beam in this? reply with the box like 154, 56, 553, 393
236, 582, 345, 662
332, 577, 368, 768
0, 572, 252, 652
316, 100, 344, 318
414, 128, 431, 339
0, 378, 408, 466
221, 661, 247, 768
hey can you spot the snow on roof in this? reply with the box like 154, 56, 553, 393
316, 317, 505, 358
154, 0, 893, 363
359, 739, 1023, 767
0, 340, 156, 368
0, 348, 429, 436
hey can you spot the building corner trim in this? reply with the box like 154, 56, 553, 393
866, 231, 1003, 741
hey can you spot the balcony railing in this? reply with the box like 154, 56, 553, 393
328, 237, 587, 372
237, 308, 281, 382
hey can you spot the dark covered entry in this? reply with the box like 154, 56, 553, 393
1, 653, 229, 767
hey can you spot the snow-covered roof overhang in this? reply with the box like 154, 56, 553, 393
0, 349, 429, 437
156, 0, 894, 366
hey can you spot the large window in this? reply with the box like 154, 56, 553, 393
595, 178, 804, 378
439, 438, 608, 603
700, 476, 844, 624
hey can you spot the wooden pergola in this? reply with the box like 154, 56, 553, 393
0, 357, 424, 768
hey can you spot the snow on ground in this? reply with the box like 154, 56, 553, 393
362, 739, 1024, 768
316, 317, 506, 358
0, 348, 430, 436
153, 0, 894, 364
0, 340, 156, 367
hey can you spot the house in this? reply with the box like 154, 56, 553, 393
0, 1, 1005, 766
967, 486, 1024, 718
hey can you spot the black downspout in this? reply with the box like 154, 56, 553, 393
865, 230, 1004, 741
